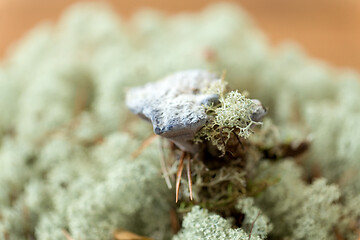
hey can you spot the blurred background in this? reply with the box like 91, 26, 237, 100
1, 0, 360, 70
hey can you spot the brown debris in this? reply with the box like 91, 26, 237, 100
114, 230, 153, 240
131, 135, 158, 159
62, 229, 75, 240
176, 152, 186, 203
170, 208, 181, 234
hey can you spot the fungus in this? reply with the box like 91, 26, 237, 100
126, 69, 267, 202
126, 69, 266, 153
126, 69, 221, 154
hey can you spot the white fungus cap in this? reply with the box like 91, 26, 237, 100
126, 69, 266, 153
126, 70, 221, 152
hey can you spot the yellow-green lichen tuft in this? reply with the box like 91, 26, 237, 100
195, 90, 262, 153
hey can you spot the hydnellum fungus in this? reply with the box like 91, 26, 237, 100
126, 70, 266, 202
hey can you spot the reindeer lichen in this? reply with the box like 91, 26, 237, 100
1, 2, 360, 240
173, 206, 264, 240
195, 90, 265, 153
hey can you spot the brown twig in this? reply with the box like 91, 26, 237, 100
170, 208, 181, 234
219, 127, 226, 150
62, 229, 75, 240
114, 229, 153, 240
131, 135, 158, 159
176, 152, 186, 203
334, 227, 344, 240
248, 212, 261, 240
233, 131, 244, 150
159, 138, 172, 189
186, 154, 193, 200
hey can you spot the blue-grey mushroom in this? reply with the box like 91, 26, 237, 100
126, 70, 221, 153
126, 69, 266, 202
126, 69, 266, 153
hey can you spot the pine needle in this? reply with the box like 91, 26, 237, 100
131, 135, 158, 159
114, 229, 153, 240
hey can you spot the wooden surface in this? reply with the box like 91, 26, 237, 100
1, 0, 360, 71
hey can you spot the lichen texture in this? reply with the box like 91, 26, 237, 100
0, 2, 360, 240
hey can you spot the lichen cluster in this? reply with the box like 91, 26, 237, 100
0, 2, 359, 240
195, 89, 261, 153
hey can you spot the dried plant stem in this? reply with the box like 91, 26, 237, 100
114, 229, 153, 240
62, 229, 75, 240
159, 139, 172, 189
131, 135, 158, 159
176, 152, 186, 203
186, 155, 193, 200
248, 212, 261, 240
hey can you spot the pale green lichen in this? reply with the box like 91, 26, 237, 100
255, 161, 341, 239
236, 197, 273, 239
216, 91, 259, 135
195, 90, 261, 153
0, 2, 359, 240
173, 206, 264, 240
